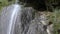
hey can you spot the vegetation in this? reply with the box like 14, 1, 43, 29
0, 0, 15, 10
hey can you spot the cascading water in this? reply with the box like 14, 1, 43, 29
7, 4, 22, 34
0, 0, 23, 34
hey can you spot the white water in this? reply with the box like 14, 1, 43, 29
8, 4, 21, 34
0, 4, 22, 34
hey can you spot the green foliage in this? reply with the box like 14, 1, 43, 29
0, 0, 15, 10
53, 8, 60, 34
0, 0, 8, 9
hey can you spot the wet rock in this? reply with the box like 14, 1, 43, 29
47, 24, 53, 34
27, 18, 48, 34
14, 8, 49, 34
14, 7, 34, 34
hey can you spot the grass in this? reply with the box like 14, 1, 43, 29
53, 8, 60, 34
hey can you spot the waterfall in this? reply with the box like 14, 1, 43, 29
0, 1, 22, 34
7, 4, 22, 34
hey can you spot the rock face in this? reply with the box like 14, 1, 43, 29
27, 17, 48, 34
14, 7, 49, 34
14, 7, 34, 34
47, 24, 53, 34
15, 10, 53, 34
